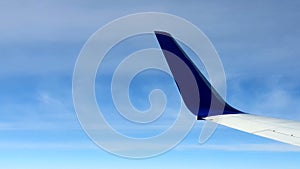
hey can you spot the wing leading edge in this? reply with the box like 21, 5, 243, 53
154, 31, 300, 147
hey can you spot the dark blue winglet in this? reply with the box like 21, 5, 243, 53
154, 31, 243, 120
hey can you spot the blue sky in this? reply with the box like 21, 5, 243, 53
1, 0, 300, 168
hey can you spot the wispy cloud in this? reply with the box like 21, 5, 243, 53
176, 143, 300, 152
0, 90, 79, 131
0, 141, 97, 150
0, 1, 167, 43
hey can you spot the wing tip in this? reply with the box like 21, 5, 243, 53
154, 30, 244, 119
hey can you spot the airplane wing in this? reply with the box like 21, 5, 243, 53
154, 31, 300, 147
205, 114, 300, 146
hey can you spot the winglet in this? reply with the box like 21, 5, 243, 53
154, 31, 243, 119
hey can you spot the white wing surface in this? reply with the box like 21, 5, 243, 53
205, 114, 300, 146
